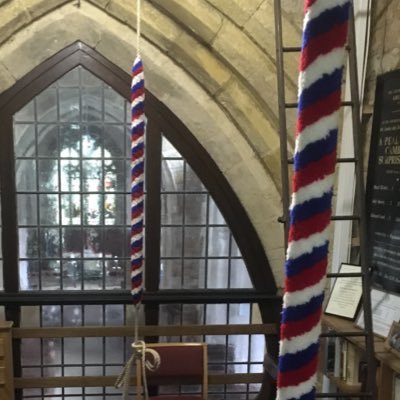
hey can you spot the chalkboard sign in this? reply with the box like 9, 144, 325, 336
366, 70, 400, 294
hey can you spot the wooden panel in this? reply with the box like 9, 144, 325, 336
14, 373, 263, 389
327, 373, 362, 394
377, 364, 393, 400
0, 324, 14, 400
13, 324, 277, 338
0, 322, 13, 332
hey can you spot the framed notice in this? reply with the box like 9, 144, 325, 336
366, 70, 400, 294
356, 288, 400, 337
325, 263, 362, 320
385, 321, 400, 358
394, 374, 400, 400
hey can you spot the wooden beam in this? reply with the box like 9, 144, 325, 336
14, 373, 264, 388
13, 324, 277, 338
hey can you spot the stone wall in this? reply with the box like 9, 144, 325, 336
364, 0, 400, 108
0, 0, 306, 287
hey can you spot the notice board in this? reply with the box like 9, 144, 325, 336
366, 70, 400, 294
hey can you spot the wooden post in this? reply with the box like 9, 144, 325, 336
0, 321, 14, 400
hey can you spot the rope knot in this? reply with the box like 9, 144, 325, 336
115, 340, 160, 400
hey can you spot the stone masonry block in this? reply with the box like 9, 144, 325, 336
149, 0, 222, 43
168, 32, 231, 95
206, 0, 263, 27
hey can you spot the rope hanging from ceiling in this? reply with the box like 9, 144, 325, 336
276, 1, 351, 399
115, 1, 160, 398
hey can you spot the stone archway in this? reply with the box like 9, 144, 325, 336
0, 0, 291, 285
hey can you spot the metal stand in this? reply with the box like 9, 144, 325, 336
274, 1, 377, 398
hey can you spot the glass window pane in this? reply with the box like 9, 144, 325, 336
104, 125, 125, 158
228, 334, 249, 362
83, 194, 101, 225
59, 88, 80, 122
208, 227, 230, 257
41, 261, 61, 290
106, 259, 126, 289
208, 198, 226, 225
82, 87, 102, 122
206, 304, 227, 325
38, 159, 58, 192
250, 335, 265, 362
105, 305, 124, 325
105, 194, 125, 225
17, 194, 37, 225
108, 160, 125, 191
105, 86, 124, 122
162, 136, 181, 158
183, 259, 205, 289
22, 339, 41, 365
38, 124, 59, 156
83, 160, 101, 191
185, 165, 205, 192
83, 260, 103, 289
83, 228, 103, 257
43, 338, 62, 365
61, 194, 81, 224
229, 303, 250, 324
230, 259, 252, 288
36, 87, 57, 122
64, 338, 82, 363
82, 68, 102, 86
84, 305, 103, 325
40, 228, 60, 258
39, 194, 59, 225
60, 125, 81, 155
59, 68, 80, 87
14, 100, 35, 122
19, 260, 38, 290
104, 227, 127, 258
82, 128, 102, 157
160, 259, 182, 289
161, 227, 182, 257
62, 227, 83, 255
42, 305, 61, 326
14, 124, 35, 157
161, 160, 184, 192
231, 236, 241, 257
161, 194, 183, 225
184, 227, 206, 257
19, 228, 38, 258
60, 161, 81, 192
85, 338, 103, 363
16, 159, 36, 191
207, 259, 228, 289
184, 194, 207, 224
105, 337, 124, 363
182, 304, 204, 326
63, 306, 82, 327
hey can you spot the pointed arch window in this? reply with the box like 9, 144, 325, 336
0, 43, 279, 400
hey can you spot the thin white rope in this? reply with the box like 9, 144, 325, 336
136, 0, 142, 55
134, 305, 139, 342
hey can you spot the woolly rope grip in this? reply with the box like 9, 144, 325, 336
130, 54, 145, 305
276, 1, 351, 399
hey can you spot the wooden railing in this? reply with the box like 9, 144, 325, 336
0, 322, 14, 400
1, 322, 278, 399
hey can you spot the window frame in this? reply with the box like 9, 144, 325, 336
0, 42, 281, 394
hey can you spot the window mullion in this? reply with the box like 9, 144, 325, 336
144, 118, 162, 325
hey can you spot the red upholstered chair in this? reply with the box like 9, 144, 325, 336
136, 342, 208, 400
